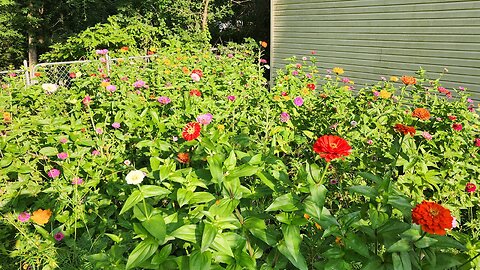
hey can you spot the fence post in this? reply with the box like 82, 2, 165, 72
23, 60, 30, 86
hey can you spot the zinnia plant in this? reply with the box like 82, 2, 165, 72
412, 201, 453, 235
182, 122, 201, 141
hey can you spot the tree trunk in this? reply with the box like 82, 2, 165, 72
202, 0, 210, 31
28, 31, 37, 68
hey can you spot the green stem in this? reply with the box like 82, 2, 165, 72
318, 161, 330, 185
414, 231, 427, 243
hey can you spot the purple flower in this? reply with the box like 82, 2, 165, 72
197, 113, 213, 125
48, 169, 61, 179
95, 128, 103, 134
292, 70, 299, 76
111, 122, 121, 129
92, 150, 100, 156
133, 80, 146, 88
293, 96, 304, 106
280, 112, 290, 122
305, 73, 312, 79
227, 95, 236, 101
57, 152, 68, 160
18, 212, 31, 222
329, 178, 338, 185
373, 91, 380, 97
71, 178, 83, 185
157, 96, 171, 104
106, 85, 117, 92
54, 232, 64, 241
458, 86, 465, 91
100, 57, 107, 63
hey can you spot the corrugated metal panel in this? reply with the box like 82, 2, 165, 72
271, 0, 480, 100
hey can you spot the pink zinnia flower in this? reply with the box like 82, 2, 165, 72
227, 53, 234, 58
111, 122, 120, 129
466, 182, 476, 193
422, 131, 433, 141
302, 56, 307, 61
133, 80, 146, 88
475, 138, 480, 147
59, 138, 68, 144
280, 112, 290, 122
48, 169, 61, 179
292, 70, 299, 76
54, 232, 65, 241
157, 96, 171, 104
72, 178, 83, 185
342, 77, 350, 83
293, 96, 304, 106
306, 73, 312, 79
227, 95, 236, 101
92, 150, 100, 156
100, 57, 107, 63
18, 212, 31, 222
95, 128, 103, 134
106, 85, 117, 92
197, 113, 213, 125
373, 91, 380, 97
452, 217, 459, 228
95, 49, 108, 55
452, 123, 463, 131
260, 59, 268, 64
367, 139, 373, 145
57, 152, 68, 160
190, 73, 200, 82
82, 95, 91, 106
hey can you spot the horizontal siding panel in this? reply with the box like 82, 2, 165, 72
271, 0, 480, 101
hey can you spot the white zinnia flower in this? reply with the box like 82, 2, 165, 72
125, 170, 145, 185
42, 83, 58, 94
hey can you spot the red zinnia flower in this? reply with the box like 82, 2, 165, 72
394, 124, 416, 136
412, 201, 453, 235
191, 69, 203, 78
412, 108, 430, 120
448, 115, 457, 121
452, 123, 462, 131
307, 83, 316, 91
189, 89, 201, 97
177, 152, 190, 164
466, 182, 476, 193
313, 135, 352, 162
182, 122, 201, 141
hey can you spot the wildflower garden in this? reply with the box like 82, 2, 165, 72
1, 39, 480, 269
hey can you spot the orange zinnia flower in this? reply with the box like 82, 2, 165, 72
313, 135, 352, 162
3, 112, 11, 123
412, 201, 453, 235
177, 152, 190, 164
260, 41, 268, 48
394, 124, 416, 136
303, 213, 310, 220
182, 122, 201, 141
31, 209, 52, 226
401, 76, 417, 85
412, 108, 431, 120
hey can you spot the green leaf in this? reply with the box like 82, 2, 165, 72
151, 244, 172, 265
255, 171, 276, 191
33, 225, 55, 242
349, 185, 378, 198
310, 184, 327, 210
224, 150, 236, 171
228, 164, 259, 178
189, 250, 211, 270
126, 238, 159, 269
368, 208, 389, 230
201, 221, 217, 252
120, 190, 143, 215
414, 236, 438, 248
387, 239, 411, 252
266, 193, 298, 212
142, 214, 166, 243
139, 185, 170, 199
392, 251, 411, 270
39, 147, 58, 156
277, 241, 308, 270
170, 224, 197, 243
190, 192, 215, 204
207, 154, 224, 184
150, 157, 162, 171
358, 172, 383, 184
244, 217, 277, 245
345, 232, 369, 257
211, 233, 234, 257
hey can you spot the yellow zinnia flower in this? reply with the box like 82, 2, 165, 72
379, 90, 392, 99
217, 124, 225, 131
301, 88, 310, 96
284, 96, 291, 101
390, 76, 399, 82
100, 81, 110, 87
273, 95, 281, 101
332, 67, 344, 75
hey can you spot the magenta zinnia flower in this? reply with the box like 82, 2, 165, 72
111, 122, 120, 129
57, 152, 68, 160
197, 113, 213, 125
18, 212, 31, 222
293, 96, 304, 106
475, 138, 480, 147
54, 232, 64, 241
92, 150, 100, 156
82, 95, 91, 106
71, 178, 84, 185
422, 131, 433, 141
452, 123, 463, 131
227, 95, 236, 101
157, 96, 171, 104
48, 169, 61, 178
280, 112, 290, 122
133, 80, 146, 88
106, 85, 117, 92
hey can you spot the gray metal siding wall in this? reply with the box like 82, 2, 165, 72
271, 0, 480, 100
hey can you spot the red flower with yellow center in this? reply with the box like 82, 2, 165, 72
189, 89, 201, 97
394, 124, 416, 136
412, 108, 430, 120
401, 76, 417, 85
313, 135, 352, 162
412, 201, 453, 235
307, 83, 316, 91
182, 122, 201, 141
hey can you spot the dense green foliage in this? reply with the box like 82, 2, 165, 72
1, 40, 480, 269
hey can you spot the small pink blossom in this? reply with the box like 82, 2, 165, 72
124, 160, 131, 166
467, 98, 473, 103
422, 131, 433, 140
18, 212, 30, 222
57, 152, 68, 160
306, 73, 312, 79
302, 56, 307, 61
227, 95, 236, 101
82, 95, 91, 106
157, 96, 171, 104
367, 139, 373, 145
95, 49, 108, 55
373, 91, 380, 97
342, 77, 350, 83
458, 86, 465, 91
475, 138, 480, 147
293, 96, 304, 106
48, 169, 61, 179
111, 122, 120, 129
190, 73, 201, 82
260, 59, 268, 64
54, 232, 65, 241
280, 112, 290, 122
72, 178, 83, 185
325, 75, 332, 79
292, 70, 299, 76
466, 182, 477, 193
100, 57, 107, 63
172, 136, 178, 142
95, 128, 103, 134
133, 80, 146, 88
92, 150, 100, 156
106, 85, 117, 92
452, 217, 458, 228
227, 53, 234, 58
59, 138, 68, 144
296, 63, 302, 69
452, 123, 463, 131
197, 113, 213, 125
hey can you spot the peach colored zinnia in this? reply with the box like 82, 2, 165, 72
31, 209, 52, 226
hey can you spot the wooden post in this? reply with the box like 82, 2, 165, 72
202, 0, 210, 32
23, 60, 30, 86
